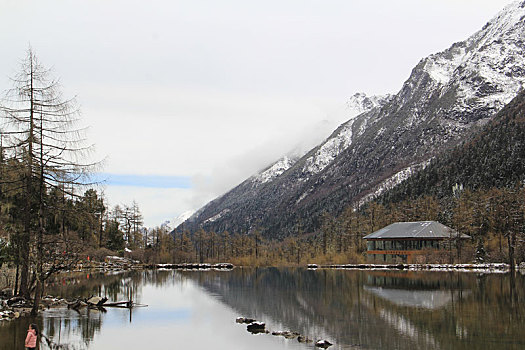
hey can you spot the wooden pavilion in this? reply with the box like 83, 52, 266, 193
363, 221, 470, 263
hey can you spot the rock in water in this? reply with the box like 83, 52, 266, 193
247, 322, 266, 334
298, 335, 313, 343
236, 317, 256, 324
272, 331, 300, 339
315, 339, 333, 348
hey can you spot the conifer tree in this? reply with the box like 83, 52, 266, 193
0, 48, 96, 312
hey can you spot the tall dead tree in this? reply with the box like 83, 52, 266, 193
0, 48, 96, 313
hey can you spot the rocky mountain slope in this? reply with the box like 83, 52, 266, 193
178, 1, 525, 237
379, 90, 525, 204
179, 92, 391, 233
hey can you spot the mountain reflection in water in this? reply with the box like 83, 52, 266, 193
0, 268, 523, 350
182, 268, 525, 350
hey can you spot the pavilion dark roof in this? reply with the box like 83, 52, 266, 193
363, 221, 470, 240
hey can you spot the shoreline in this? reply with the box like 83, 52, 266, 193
306, 262, 522, 273
54, 261, 524, 273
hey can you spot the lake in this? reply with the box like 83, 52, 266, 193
1, 268, 524, 349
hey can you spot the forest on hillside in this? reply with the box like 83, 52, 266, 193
171, 92, 525, 269
170, 186, 524, 268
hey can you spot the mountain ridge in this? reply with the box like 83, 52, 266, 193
178, 1, 525, 237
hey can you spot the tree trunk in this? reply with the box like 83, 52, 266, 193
508, 233, 516, 272
30, 278, 41, 316
14, 264, 19, 296
19, 60, 35, 299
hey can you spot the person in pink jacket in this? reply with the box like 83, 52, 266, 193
25, 323, 38, 350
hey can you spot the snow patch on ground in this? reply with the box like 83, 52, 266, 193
359, 160, 432, 205
203, 209, 231, 224
295, 187, 314, 205
311, 263, 510, 273
423, 46, 466, 86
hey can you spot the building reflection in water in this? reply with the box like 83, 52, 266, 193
364, 271, 471, 309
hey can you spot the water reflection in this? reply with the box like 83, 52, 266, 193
183, 268, 525, 350
1, 270, 310, 350
0, 269, 524, 350
364, 271, 470, 309
363, 287, 462, 309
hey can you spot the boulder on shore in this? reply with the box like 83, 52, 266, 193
7, 296, 31, 308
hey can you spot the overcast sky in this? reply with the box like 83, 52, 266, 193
0, 0, 515, 227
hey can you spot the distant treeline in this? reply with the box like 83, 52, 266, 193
167, 186, 524, 267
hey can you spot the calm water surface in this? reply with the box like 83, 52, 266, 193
1, 268, 524, 349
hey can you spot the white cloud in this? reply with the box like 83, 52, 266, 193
102, 185, 200, 228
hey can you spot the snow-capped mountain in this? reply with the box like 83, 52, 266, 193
179, 92, 390, 231
178, 1, 525, 237
252, 92, 392, 185
302, 93, 394, 176
344, 93, 393, 118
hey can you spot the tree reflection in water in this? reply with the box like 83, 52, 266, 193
183, 268, 525, 350
0, 269, 524, 350
0, 270, 184, 349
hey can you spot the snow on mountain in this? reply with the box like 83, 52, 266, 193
421, 1, 525, 119
303, 122, 354, 174
178, 1, 525, 237
358, 1, 525, 200
254, 156, 296, 184
345, 93, 393, 116
453, 4, 525, 108
252, 92, 392, 184
303, 93, 393, 175
170, 210, 195, 228
203, 209, 231, 224
359, 159, 432, 206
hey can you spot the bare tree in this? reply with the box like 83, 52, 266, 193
0, 48, 97, 314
